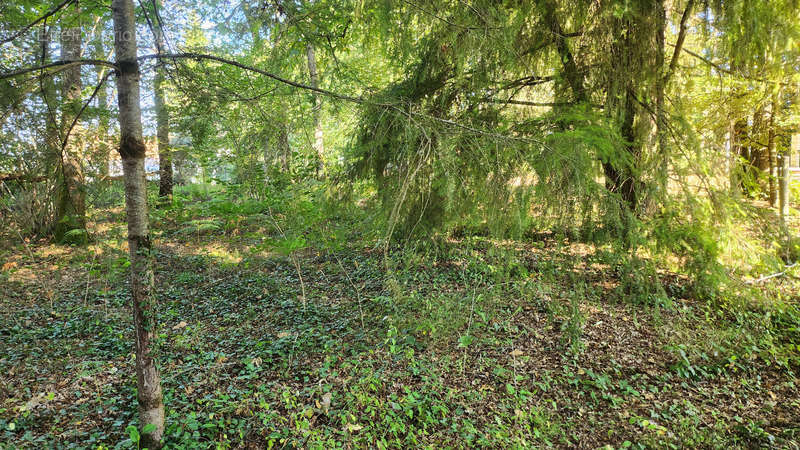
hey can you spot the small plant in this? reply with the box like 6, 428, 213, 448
125, 423, 156, 449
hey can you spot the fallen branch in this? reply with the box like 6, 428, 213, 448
747, 263, 798, 284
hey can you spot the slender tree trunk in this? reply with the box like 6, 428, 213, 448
154, 29, 172, 198
243, 2, 271, 179
112, 0, 165, 446
306, 44, 324, 174
40, 24, 60, 234
261, 134, 271, 178
779, 143, 791, 225
657, 0, 694, 200
277, 123, 290, 173
54, 4, 86, 242
94, 36, 111, 180
752, 106, 769, 173
731, 118, 747, 193
725, 127, 732, 188
767, 91, 779, 206
603, 91, 640, 211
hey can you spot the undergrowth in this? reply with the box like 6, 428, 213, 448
1, 180, 798, 448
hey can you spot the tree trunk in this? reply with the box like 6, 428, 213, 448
277, 122, 290, 173
602, 0, 666, 214
657, 0, 694, 201
731, 118, 747, 193
35, 24, 60, 235
94, 35, 111, 180
306, 44, 324, 174
767, 91, 779, 206
541, 1, 586, 103
154, 28, 172, 199
779, 143, 791, 225
244, 4, 291, 177
752, 106, 769, 173
112, 0, 165, 446
54, 4, 87, 242
603, 90, 640, 211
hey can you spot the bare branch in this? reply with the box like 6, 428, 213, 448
60, 71, 114, 153
664, 0, 695, 85
482, 98, 603, 109
0, 59, 117, 80
140, 52, 545, 143
670, 43, 788, 86
0, 0, 76, 45
138, 52, 365, 103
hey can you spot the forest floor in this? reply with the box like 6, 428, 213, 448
1, 185, 799, 449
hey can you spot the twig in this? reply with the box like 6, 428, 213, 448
61, 71, 113, 155
266, 207, 307, 308
0, 59, 117, 79
747, 263, 798, 284
333, 252, 365, 330
461, 288, 477, 376
0, 0, 76, 45
83, 246, 100, 306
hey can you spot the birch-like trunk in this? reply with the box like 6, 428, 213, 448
767, 92, 779, 207
306, 44, 324, 174
54, 4, 86, 242
112, 0, 165, 446
277, 123, 290, 172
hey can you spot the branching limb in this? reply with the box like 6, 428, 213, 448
0, 0, 76, 45
60, 71, 114, 153
0, 59, 117, 80
664, 0, 695, 85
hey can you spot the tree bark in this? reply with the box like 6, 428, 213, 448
154, 28, 172, 198
94, 34, 111, 180
277, 123, 290, 172
767, 91, 779, 206
541, 2, 586, 103
752, 105, 769, 173
779, 142, 791, 225
112, 0, 165, 446
603, 1, 666, 213
41, 23, 60, 232
306, 44, 324, 174
731, 118, 747, 194
54, 3, 87, 242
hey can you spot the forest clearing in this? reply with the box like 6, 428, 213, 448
2, 0, 800, 448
